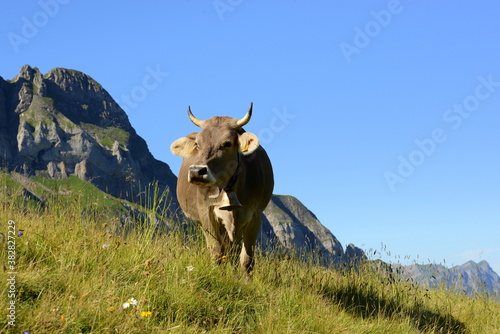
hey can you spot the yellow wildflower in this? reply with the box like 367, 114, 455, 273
140, 311, 153, 317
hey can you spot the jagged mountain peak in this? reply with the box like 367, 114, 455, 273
13, 65, 97, 87
13, 64, 43, 82
13, 65, 130, 130
44, 67, 105, 98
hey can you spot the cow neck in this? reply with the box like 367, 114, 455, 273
223, 152, 240, 193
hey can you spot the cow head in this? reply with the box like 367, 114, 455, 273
171, 103, 260, 189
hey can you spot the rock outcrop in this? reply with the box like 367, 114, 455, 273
0, 65, 178, 211
260, 194, 348, 264
345, 243, 368, 264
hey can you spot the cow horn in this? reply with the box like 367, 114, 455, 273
188, 106, 203, 128
235, 102, 253, 127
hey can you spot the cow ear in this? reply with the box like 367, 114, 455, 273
238, 132, 259, 155
170, 132, 198, 158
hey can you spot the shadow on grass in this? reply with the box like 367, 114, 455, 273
320, 284, 467, 334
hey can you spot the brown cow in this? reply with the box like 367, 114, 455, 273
170, 103, 274, 274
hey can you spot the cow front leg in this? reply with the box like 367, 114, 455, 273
202, 211, 233, 264
201, 215, 225, 263
239, 214, 261, 276
203, 228, 224, 261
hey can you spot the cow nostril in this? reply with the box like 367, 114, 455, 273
198, 167, 207, 176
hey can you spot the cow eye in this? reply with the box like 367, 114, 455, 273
194, 142, 200, 149
223, 141, 232, 148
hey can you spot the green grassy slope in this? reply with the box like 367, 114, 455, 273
1, 173, 499, 333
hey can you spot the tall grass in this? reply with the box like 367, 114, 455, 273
1, 174, 499, 333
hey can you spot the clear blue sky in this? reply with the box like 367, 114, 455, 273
1, 1, 499, 273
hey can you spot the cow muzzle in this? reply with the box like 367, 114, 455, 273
188, 165, 215, 185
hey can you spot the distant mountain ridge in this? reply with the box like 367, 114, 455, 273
396, 260, 500, 299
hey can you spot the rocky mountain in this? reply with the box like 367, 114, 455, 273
0, 65, 178, 212
261, 195, 342, 260
259, 195, 366, 264
395, 260, 500, 300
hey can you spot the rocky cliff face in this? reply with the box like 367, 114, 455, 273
0, 65, 178, 209
259, 195, 363, 264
